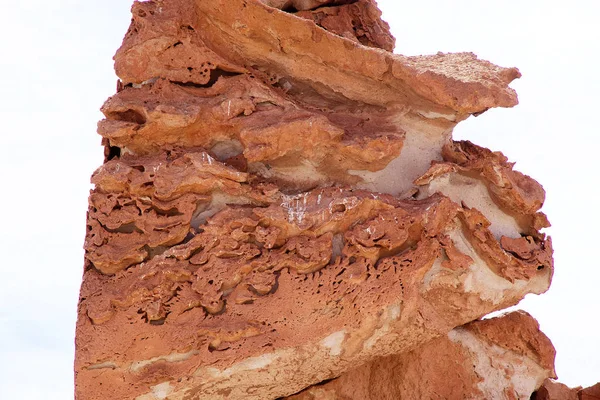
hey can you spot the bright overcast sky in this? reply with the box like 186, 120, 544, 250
0, 1, 598, 399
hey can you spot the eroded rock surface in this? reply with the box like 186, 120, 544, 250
286, 311, 556, 400
76, 1, 554, 399
534, 380, 600, 400
534, 379, 580, 400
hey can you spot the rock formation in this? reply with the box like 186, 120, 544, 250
286, 311, 556, 400
534, 380, 600, 400
75, 1, 564, 399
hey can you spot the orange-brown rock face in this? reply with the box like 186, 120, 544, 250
533, 380, 600, 400
76, 1, 553, 399
286, 311, 556, 400
534, 379, 580, 400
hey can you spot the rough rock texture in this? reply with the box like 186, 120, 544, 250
76, 1, 555, 399
293, 0, 395, 51
286, 311, 556, 400
534, 380, 600, 400
534, 379, 580, 400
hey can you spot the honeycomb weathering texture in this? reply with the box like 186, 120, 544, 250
76, 0, 557, 399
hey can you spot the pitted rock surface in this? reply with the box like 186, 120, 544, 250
76, 1, 557, 399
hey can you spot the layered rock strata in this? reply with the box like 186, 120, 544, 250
286, 311, 556, 400
76, 0, 553, 399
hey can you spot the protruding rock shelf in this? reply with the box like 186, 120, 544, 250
75, 1, 566, 399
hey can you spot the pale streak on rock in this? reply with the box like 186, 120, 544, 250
285, 312, 556, 400
76, 0, 555, 399
129, 350, 200, 373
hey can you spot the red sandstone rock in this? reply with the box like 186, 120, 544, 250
535, 379, 580, 400
286, 311, 556, 400
534, 380, 600, 400
294, 0, 395, 51
580, 383, 600, 400
76, 1, 554, 399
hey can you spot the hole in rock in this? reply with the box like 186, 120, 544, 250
109, 223, 143, 234
106, 109, 147, 125
174, 68, 242, 89
106, 146, 121, 161
330, 234, 344, 264
149, 318, 166, 326
211, 140, 244, 161
137, 309, 148, 323
331, 204, 346, 213
282, 0, 357, 13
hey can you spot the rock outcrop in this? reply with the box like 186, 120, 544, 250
75, 1, 559, 399
286, 311, 556, 400
534, 380, 600, 400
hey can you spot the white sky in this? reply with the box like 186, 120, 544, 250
0, 1, 598, 398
